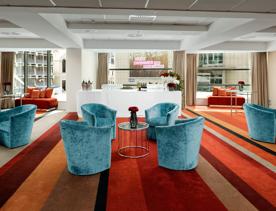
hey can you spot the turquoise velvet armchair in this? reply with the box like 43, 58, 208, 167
81, 103, 117, 139
60, 120, 112, 175
244, 103, 276, 143
145, 103, 179, 140
155, 117, 205, 170
0, 104, 37, 148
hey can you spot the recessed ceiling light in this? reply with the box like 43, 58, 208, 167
128, 32, 143, 38
129, 15, 156, 22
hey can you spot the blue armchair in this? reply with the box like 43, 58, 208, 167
81, 103, 117, 139
60, 120, 112, 175
244, 103, 276, 143
155, 117, 205, 170
145, 103, 179, 140
0, 104, 37, 148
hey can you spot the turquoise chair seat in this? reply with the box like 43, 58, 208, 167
60, 120, 112, 176
0, 105, 37, 148
145, 103, 179, 140
97, 117, 115, 127
81, 103, 117, 139
156, 117, 205, 170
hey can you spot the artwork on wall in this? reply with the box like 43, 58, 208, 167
129, 52, 169, 77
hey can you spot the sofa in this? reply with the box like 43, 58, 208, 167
15, 87, 58, 110
244, 103, 276, 144
155, 117, 205, 170
145, 103, 179, 140
208, 86, 245, 107
60, 120, 112, 175
0, 105, 37, 148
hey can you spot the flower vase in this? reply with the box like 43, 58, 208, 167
239, 84, 244, 91
130, 111, 138, 128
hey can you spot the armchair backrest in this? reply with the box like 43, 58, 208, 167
159, 103, 179, 116
9, 105, 36, 147
81, 103, 114, 118
243, 103, 276, 142
60, 120, 112, 175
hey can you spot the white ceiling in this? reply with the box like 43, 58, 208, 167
0, 0, 276, 13
1, 1, 276, 50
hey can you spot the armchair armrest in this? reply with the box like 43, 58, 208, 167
0, 106, 22, 122
105, 107, 117, 121
166, 105, 179, 125
81, 108, 97, 126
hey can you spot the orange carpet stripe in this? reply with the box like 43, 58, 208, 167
1, 141, 66, 211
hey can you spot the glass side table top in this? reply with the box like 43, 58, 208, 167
118, 122, 149, 131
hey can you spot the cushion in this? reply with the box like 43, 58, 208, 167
212, 87, 220, 96
147, 116, 168, 126
26, 87, 36, 98
31, 90, 40, 98
40, 89, 46, 98
226, 87, 237, 96
45, 88, 53, 98
96, 118, 114, 127
218, 88, 226, 96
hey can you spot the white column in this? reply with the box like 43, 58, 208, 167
66, 48, 82, 112
81, 49, 98, 89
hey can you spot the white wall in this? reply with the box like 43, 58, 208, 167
81, 49, 98, 89
267, 52, 276, 108
66, 48, 82, 112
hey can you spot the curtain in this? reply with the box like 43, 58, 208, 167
251, 52, 269, 107
173, 51, 186, 108
1, 52, 15, 109
186, 54, 198, 106
96, 53, 108, 89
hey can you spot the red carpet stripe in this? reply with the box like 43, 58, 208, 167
136, 144, 227, 211
200, 131, 276, 210
107, 118, 226, 211
0, 112, 78, 207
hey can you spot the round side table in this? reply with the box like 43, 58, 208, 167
117, 122, 149, 158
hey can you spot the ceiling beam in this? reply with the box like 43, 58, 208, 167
67, 22, 208, 32
0, 11, 81, 48
202, 41, 268, 51
0, 38, 59, 49
40, 13, 83, 47
84, 39, 181, 50
182, 19, 276, 50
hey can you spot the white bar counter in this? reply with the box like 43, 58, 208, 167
77, 89, 182, 117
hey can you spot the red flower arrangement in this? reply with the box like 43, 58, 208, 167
128, 106, 139, 112
167, 83, 177, 88
238, 80, 245, 85
160, 72, 169, 77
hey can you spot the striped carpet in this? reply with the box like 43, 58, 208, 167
0, 115, 275, 211
186, 106, 276, 155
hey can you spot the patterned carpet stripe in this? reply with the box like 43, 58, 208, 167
0, 112, 78, 207
186, 108, 276, 155
183, 110, 276, 166
200, 131, 276, 210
